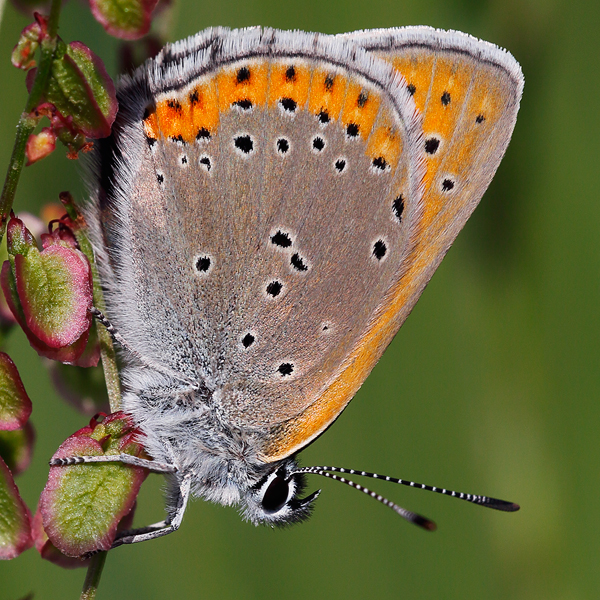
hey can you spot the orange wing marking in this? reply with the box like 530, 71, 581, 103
308, 69, 348, 123
216, 61, 269, 113
268, 62, 311, 111
340, 81, 380, 140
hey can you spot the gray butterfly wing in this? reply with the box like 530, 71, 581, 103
88, 28, 425, 444
261, 27, 523, 460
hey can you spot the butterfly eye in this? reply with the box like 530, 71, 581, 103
260, 473, 291, 514
247, 466, 319, 525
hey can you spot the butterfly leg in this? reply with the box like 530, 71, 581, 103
49, 453, 178, 473
51, 452, 190, 550
111, 472, 192, 548
89, 306, 134, 353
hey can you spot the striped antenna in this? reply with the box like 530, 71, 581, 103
294, 466, 519, 531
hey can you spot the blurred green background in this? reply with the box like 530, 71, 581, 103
0, 0, 598, 598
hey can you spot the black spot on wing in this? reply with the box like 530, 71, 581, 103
234, 135, 254, 154
237, 66, 250, 83
280, 98, 297, 113
197, 128, 211, 141
372, 157, 388, 171
195, 256, 211, 272
290, 253, 308, 272
442, 178, 455, 191
317, 110, 330, 124
233, 99, 253, 110
278, 363, 294, 376
277, 138, 290, 154
312, 136, 325, 152
242, 333, 255, 348
271, 231, 292, 248
373, 240, 387, 260
424, 138, 440, 155
266, 281, 283, 297
392, 195, 404, 222
346, 123, 359, 138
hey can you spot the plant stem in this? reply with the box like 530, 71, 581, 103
91, 272, 122, 412
0, 115, 37, 233
63, 193, 122, 412
46, 0, 61, 38
0, 0, 62, 239
80, 552, 108, 600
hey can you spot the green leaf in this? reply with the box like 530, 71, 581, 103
90, 0, 160, 40
44, 39, 117, 139
40, 413, 148, 557
0, 456, 33, 559
15, 244, 92, 348
0, 352, 32, 432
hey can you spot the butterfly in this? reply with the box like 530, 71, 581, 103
54, 25, 523, 545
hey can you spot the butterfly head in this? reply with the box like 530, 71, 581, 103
240, 459, 321, 526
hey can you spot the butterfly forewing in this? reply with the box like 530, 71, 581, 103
360, 27, 523, 237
